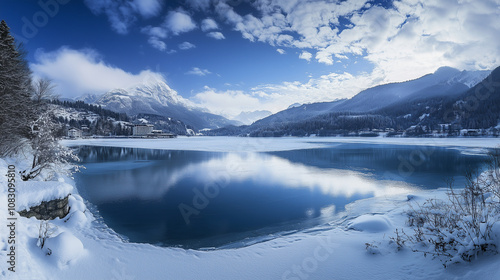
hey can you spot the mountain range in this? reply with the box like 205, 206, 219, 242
251, 67, 491, 128
209, 66, 499, 136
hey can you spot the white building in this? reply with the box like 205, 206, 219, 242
68, 128, 82, 138
133, 124, 154, 136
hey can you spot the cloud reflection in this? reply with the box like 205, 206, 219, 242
79, 152, 413, 204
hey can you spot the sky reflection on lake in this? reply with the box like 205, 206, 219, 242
74, 144, 487, 248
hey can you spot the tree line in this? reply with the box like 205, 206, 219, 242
0, 20, 78, 180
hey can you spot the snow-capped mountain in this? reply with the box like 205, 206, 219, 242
446, 69, 492, 88
333, 66, 491, 113
76, 93, 100, 104
92, 79, 238, 131
233, 110, 272, 125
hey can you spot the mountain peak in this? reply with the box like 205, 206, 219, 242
434, 66, 460, 77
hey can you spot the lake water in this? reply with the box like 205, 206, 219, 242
74, 143, 488, 249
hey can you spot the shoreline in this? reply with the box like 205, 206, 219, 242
2, 139, 500, 279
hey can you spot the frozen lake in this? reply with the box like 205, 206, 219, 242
73, 142, 489, 249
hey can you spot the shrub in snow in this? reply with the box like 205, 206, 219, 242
37, 221, 57, 251
394, 150, 500, 267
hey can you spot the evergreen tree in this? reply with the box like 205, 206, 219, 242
0, 20, 34, 155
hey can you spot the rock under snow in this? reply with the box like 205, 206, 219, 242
17, 181, 73, 211
348, 215, 392, 233
44, 232, 85, 268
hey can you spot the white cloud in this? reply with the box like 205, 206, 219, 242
147, 37, 167, 51
201, 18, 219, 32
276, 48, 285, 54
212, 0, 500, 85
141, 9, 197, 50
299, 51, 312, 61
178, 41, 196, 50
131, 0, 162, 18
84, 0, 162, 34
250, 70, 383, 111
141, 26, 168, 38
191, 70, 384, 117
186, 67, 211, 76
165, 9, 197, 35
30, 47, 166, 98
192, 87, 265, 118
206, 32, 225, 40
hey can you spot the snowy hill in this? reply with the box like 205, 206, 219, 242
93, 78, 239, 131
253, 99, 347, 127
334, 67, 490, 113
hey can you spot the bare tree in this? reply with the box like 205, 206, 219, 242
32, 78, 57, 113
21, 78, 79, 181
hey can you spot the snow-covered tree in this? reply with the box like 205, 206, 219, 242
0, 20, 33, 155
21, 78, 79, 181
21, 110, 80, 181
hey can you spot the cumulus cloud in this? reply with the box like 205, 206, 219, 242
141, 25, 168, 38
147, 37, 167, 51
213, 0, 500, 83
299, 51, 312, 61
165, 9, 197, 35
186, 67, 211, 76
132, 0, 162, 18
84, 0, 162, 34
276, 48, 285, 54
207, 31, 225, 40
201, 18, 219, 32
30, 47, 167, 98
178, 41, 196, 50
141, 25, 168, 50
141, 9, 197, 50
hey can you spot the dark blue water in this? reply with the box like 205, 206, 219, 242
73, 144, 488, 249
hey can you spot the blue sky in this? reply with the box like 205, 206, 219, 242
1, 0, 499, 118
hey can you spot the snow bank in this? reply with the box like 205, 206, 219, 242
347, 215, 392, 233
16, 181, 73, 211
44, 232, 85, 268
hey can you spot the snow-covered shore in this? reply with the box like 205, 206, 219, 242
62, 136, 500, 153
2, 138, 500, 279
